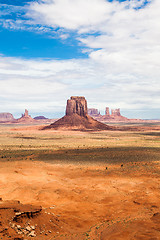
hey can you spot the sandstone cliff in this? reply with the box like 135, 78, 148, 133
66, 96, 88, 117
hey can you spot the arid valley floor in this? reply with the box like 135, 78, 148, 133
0, 122, 160, 239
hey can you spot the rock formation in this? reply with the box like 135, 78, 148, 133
104, 107, 128, 121
0, 110, 54, 124
88, 108, 99, 116
92, 106, 152, 123
43, 96, 111, 131
66, 96, 88, 116
111, 108, 121, 117
34, 116, 48, 120
105, 107, 110, 117
16, 109, 35, 123
21, 109, 30, 118
88, 107, 129, 122
0, 113, 15, 122
0, 198, 65, 239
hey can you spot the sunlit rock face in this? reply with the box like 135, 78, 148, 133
66, 96, 88, 117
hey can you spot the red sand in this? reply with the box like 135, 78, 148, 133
0, 160, 160, 239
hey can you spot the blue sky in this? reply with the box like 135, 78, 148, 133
0, 0, 160, 119
0, 0, 87, 59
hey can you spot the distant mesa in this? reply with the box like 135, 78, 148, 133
0, 112, 15, 123
43, 96, 112, 131
34, 116, 48, 120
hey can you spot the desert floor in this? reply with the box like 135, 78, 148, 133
0, 123, 160, 239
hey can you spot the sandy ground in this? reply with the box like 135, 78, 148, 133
0, 124, 160, 239
0, 160, 160, 239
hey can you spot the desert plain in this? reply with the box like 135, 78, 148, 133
0, 122, 160, 239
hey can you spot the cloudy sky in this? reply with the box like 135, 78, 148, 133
0, 0, 160, 119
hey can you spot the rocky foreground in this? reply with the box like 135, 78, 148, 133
0, 198, 67, 239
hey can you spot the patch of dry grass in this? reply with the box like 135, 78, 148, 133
0, 124, 160, 166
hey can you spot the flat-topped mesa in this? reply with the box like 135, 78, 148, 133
66, 96, 87, 117
0, 113, 15, 122
111, 108, 121, 117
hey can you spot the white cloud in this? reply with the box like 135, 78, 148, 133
28, 0, 114, 31
27, 0, 154, 34
27, 0, 160, 79
0, 0, 160, 119
0, 54, 160, 119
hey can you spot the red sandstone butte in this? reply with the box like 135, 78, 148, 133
43, 96, 111, 131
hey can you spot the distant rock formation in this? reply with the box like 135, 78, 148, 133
43, 97, 112, 131
0, 110, 56, 124
0, 113, 15, 122
22, 109, 30, 118
88, 107, 149, 122
111, 108, 121, 117
16, 109, 35, 123
88, 108, 100, 116
88, 107, 129, 122
34, 116, 48, 120
105, 107, 110, 117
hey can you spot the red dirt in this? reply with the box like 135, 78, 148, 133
0, 160, 160, 239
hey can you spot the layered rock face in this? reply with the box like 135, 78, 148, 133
0, 113, 14, 122
66, 97, 87, 117
43, 96, 111, 131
